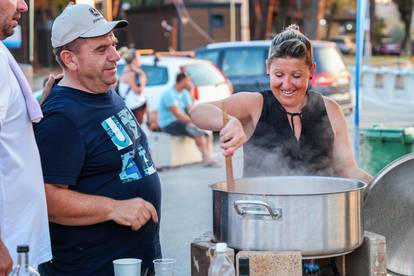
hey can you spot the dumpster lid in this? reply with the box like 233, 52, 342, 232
360, 126, 414, 143
364, 152, 414, 275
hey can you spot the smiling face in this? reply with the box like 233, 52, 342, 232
267, 57, 315, 111
61, 32, 120, 93
0, 0, 28, 40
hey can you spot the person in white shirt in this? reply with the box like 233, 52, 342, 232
118, 47, 147, 124
0, 1, 52, 275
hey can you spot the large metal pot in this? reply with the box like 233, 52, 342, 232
210, 176, 366, 259
364, 153, 414, 276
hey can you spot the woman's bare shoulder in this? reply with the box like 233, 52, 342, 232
322, 96, 347, 132
231, 91, 263, 104
322, 96, 342, 114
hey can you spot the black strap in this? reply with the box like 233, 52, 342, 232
271, 92, 304, 137
285, 111, 302, 137
123, 87, 131, 100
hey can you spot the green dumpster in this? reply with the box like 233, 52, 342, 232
359, 126, 414, 175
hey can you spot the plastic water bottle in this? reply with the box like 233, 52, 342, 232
8, 245, 40, 276
208, 243, 235, 276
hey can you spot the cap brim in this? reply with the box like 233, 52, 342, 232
80, 20, 128, 39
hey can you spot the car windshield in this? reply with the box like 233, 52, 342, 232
222, 48, 266, 77
195, 50, 220, 64
313, 46, 347, 73
184, 63, 225, 86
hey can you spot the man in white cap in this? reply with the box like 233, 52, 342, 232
34, 4, 161, 275
0, 1, 52, 275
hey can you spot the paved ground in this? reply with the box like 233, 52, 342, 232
158, 142, 243, 275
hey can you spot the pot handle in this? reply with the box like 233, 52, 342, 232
234, 200, 282, 219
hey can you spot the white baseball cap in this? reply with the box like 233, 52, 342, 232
51, 3, 128, 48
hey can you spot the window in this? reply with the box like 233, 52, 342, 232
195, 50, 220, 65
184, 63, 225, 86
141, 65, 168, 86
210, 14, 224, 28
313, 47, 346, 74
222, 48, 266, 77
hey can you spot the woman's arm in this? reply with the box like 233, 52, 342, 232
190, 92, 262, 131
190, 92, 263, 155
324, 97, 373, 184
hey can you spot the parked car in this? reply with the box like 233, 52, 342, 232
117, 53, 233, 129
195, 40, 353, 114
378, 39, 401, 56
330, 36, 356, 55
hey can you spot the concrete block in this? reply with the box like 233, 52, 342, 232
191, 232, 235, 276
236, 251, 302, 276
147, 132, 202, 168
346, 231, 387, 276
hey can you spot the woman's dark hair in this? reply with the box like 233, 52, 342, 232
267, 24, 313, 68
176, 72, 189, 83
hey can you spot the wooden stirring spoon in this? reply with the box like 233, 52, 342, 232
222, 103, 235, 190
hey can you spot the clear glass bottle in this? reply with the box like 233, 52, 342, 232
207, 243, 235, 276
9, 245, 40, 276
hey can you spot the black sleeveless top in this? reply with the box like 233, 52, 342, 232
243, 90, 334, 177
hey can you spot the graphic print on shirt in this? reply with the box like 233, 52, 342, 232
118, 108, 140, 140
119, 150, 143, 182
101, 107, 156, 183
137, 144, 156, 175
101, 116, 133, 150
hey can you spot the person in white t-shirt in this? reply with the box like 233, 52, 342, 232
118, 47, 147, 124
0, 1, 52, 275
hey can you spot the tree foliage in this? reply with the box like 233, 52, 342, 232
325, 0, 357, 39
393, 0, 413, 54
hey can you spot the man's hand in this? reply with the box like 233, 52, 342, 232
39, 73, 63, 105
109, 198, 158, 231
0, 241, 12, 276
219, 116, 247, 156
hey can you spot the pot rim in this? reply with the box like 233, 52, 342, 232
209, 176, 367, 196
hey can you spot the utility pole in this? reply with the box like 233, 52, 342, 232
364, 0, 371, 64
230, 0, 236, 41
100, 0, 113, 20
241, 0, 250, 41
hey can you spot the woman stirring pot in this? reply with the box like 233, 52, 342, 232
190, 25, 372, 275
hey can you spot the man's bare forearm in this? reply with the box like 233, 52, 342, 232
45, 184, 115, 226
45, 184, 158, 230
176, 112, 192, 123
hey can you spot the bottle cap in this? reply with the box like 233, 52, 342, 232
215, 243, 227, 252
17, 245, 29, 253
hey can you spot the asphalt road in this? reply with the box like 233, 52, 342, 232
158, 139, 243, 275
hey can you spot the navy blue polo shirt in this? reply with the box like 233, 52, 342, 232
34, 85, 161, 275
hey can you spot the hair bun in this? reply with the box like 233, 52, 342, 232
118, 47, 137, 64
286, 24, 300, 32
